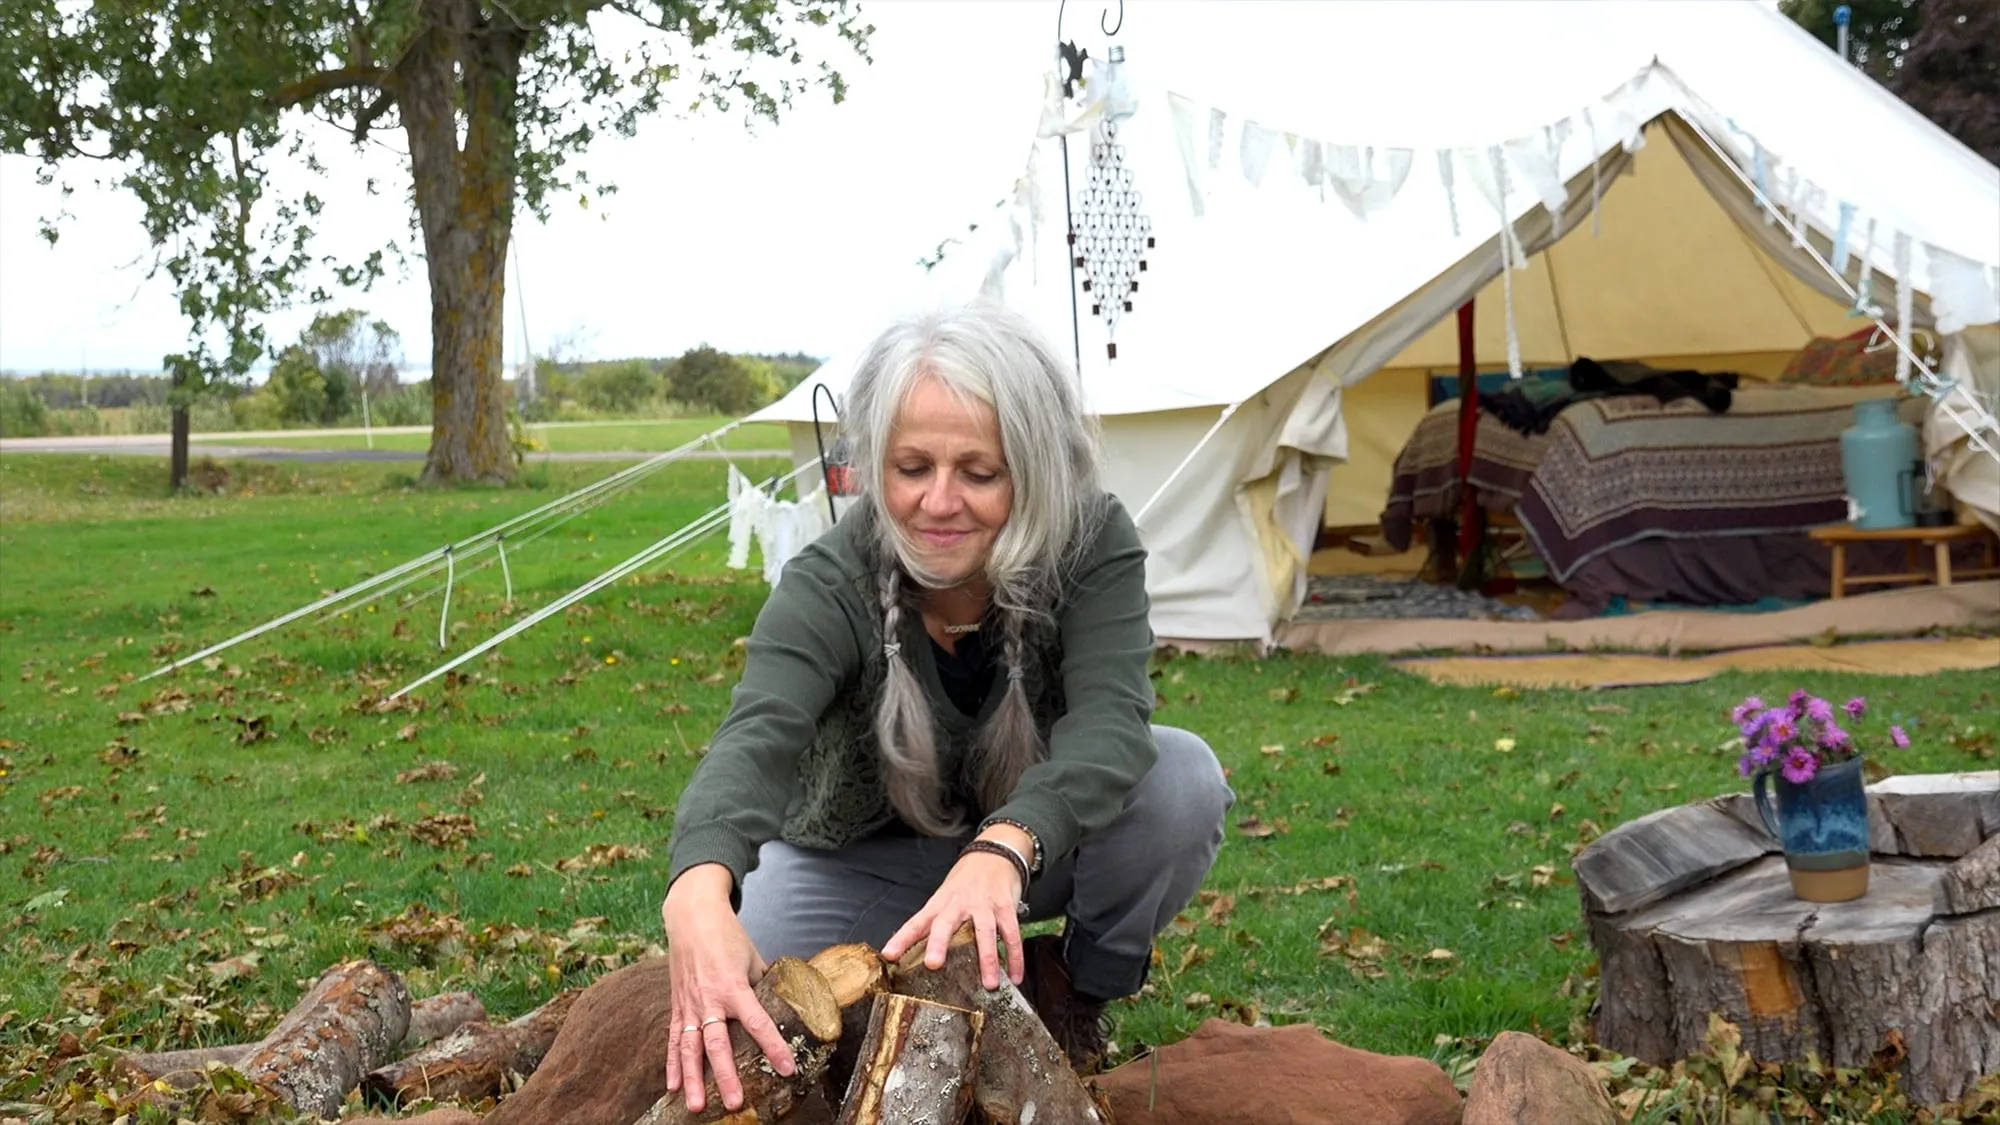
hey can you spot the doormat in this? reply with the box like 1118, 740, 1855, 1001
1394, 636, 2000, 690
1297, 574, 1541, 622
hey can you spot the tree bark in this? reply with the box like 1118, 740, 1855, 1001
832, 993, 981, 1125
120, 989, 484, 1091
361, 988, 576, 1108
634, 956, 848, 1125
1578, 777, 2000, 1106
235, 959, 413, 1117
805, 943, 890, 1098
889, 927, 1111, 1125
399, 0, 520, 485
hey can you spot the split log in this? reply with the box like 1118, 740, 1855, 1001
890, 927, 1110, 1125
360, 988, 578, 1108
236, 959, 413, 1117
832, 993, 981, 1125
806, 943, 890, 1099
633, 956, 847, 1125
120, 990, 485, 1091
1577, 771, 2000, 1106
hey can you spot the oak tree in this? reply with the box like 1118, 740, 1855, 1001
0, 0, 869, 487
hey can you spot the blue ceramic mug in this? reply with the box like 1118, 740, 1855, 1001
1753, 756, 1870, 875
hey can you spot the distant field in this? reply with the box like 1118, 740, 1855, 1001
191, 417, 793, 453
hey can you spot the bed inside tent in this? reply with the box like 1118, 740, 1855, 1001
740, 1, 2000, 656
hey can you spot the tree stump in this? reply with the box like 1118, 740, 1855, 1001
1575, 771, 2000, 1105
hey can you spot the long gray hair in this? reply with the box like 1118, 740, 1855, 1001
841, 299, 1105, 834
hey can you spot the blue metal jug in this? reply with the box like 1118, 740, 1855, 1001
1839, 399, 1917, 530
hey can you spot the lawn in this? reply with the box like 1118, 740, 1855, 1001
1, 451, 1995, 1122
188, 417, 793, 454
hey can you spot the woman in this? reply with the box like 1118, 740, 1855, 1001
659, 300, 1233, 1116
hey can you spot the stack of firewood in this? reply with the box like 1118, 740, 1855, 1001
116, 926, 1110, 1124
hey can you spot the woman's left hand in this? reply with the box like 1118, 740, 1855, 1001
880, 848, 1025, 991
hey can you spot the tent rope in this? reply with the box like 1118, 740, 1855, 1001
1132, 400, 1240, 526
140, 418, 751, 680
390, 459, 821, 699
497, 533, 513, 605
438, 545, 455, 650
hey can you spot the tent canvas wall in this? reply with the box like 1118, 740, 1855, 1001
750, 0, 2000, 646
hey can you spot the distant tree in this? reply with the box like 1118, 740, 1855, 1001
1892, 0, 2000, 164
668, 345, 778, 415
1780, 0, 1921, 81
577, 358, 659, 414
300, 309, 404, 401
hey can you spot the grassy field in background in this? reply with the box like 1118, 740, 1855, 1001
189, 417, 793, 453
1, 451, 1995, 1121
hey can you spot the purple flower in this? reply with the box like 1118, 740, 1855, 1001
1781, 746, 1820, 784
1890, 724, 1910, 749
1738, 753, 1758, 778
1765, 714, 1797, 746
1804, 697, 1835, 724
1818, 721, 1850, 750
1843, 697, 1867, 719
1731, 696, 1767, 724
1787, 688, 1810, 717
1748, 740, 1780, 767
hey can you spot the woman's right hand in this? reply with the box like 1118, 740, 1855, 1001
661, 864, 796, 1114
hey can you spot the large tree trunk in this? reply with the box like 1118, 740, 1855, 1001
399, 0, 520, 486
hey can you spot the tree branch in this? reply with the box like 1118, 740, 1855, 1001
273, 65, 389, 109
354, 90, 396, 142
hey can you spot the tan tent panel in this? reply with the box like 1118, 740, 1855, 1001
1323, 127, 1870, 528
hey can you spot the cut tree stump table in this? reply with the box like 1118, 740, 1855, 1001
1573, 771, 2000, 1106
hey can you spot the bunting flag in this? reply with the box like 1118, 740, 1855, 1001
1438, 149, 1462, 238
1894, 231, 1915, 384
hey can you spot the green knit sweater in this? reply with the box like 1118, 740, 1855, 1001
665, 494, 1157, 894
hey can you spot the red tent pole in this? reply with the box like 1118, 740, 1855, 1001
1454, 300, 1482, 565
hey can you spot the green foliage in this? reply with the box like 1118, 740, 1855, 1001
669, 344, 781, 415
578, 358, 662, 414
1780, 0, 1921, 80
0, 379, 50, 437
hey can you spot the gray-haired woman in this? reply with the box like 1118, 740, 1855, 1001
659, 299, 1234, 1115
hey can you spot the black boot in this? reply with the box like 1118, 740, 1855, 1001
1021, 933, 1114, 1073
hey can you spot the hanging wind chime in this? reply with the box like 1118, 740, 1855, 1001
1064, 44, 1153, 360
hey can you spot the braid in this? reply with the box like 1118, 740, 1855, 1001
874, 565, 959, 835
971, 605, 1047, 814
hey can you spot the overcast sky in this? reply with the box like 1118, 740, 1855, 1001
0, 0, 1063, 376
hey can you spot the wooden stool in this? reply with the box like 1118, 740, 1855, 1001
1807, 521, 2000, 598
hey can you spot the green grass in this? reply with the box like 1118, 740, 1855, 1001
1, 451, 1995, 1121
188, 417, 792, 454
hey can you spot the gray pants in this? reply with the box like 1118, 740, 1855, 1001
738, 725, 1234, 1000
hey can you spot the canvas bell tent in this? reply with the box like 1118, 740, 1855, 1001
745, 0, 1999, 648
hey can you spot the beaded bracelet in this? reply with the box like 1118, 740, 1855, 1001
960, 838, 1032, 918
979, 816, 1045, 874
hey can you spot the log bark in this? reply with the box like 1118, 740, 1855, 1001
633, 956, 847, 1125
360, 988, 577, 1108
832, 993, 981, 1125
1577, 772, 2000, 1106
120, 990, 485, 1091
889, 927, 1110, 1125
236, 959, 414, 1117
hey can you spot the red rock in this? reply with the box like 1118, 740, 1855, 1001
1463, 1030, 1621, 1125
1092, 1018, 1462, 1125
484, 958, 672, 1125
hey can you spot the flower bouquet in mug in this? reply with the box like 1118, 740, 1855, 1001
1734, 691, 1908, 903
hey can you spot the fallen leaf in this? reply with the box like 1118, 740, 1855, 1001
1236, 816, 1278, 838
207, 951, 262, 984
1494, 738, 1516, 752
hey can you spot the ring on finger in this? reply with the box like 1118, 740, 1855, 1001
681, 1024, 699, 1034
701, 1015, 725, 1028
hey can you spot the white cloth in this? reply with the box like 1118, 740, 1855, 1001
726, 468, 835, 584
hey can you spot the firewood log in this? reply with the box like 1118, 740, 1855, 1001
120, 989, 485, 1091
360, 988, 578, 1107
831, 993, 981, 1125
805, 943, 889, 1098
235, 959, 413, 1117
890, 927, 1111, 1125
633, 956, 847, 1124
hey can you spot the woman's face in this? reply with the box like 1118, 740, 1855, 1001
882, 375, 1013, 586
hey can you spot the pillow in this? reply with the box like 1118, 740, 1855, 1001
1779, 327, 1901, 387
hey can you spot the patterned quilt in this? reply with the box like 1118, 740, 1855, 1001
1517, 384, 1913, 583
1379, 401, 1552, 550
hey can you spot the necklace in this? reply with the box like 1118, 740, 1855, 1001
941, 622, 981, 635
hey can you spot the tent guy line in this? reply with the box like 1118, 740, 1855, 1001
138, 418, 753, 681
